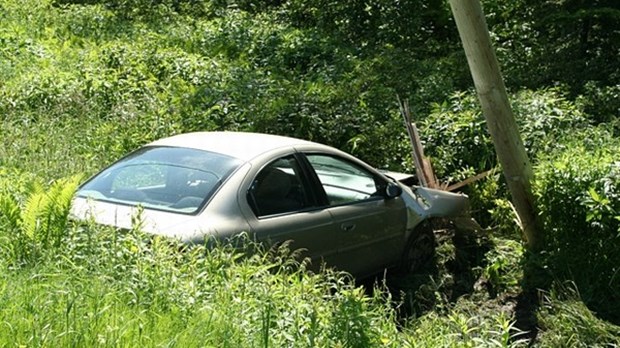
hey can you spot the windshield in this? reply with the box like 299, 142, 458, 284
77, 146, 243, 214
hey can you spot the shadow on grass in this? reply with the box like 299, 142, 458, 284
357, 220, 547, 344
358, 221, 493, 320
358, 218, 620, 346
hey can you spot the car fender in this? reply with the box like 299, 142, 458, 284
399, 184, 470, 240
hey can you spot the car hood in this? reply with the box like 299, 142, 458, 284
70, 197, 209, 241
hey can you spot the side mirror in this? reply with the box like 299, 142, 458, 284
385, 182, 402, 199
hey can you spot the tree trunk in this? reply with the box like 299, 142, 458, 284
448, 0, 542, 250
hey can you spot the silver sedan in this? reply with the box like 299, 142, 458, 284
72, 132, 469, 277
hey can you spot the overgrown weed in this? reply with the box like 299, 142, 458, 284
536, 282, 620, 347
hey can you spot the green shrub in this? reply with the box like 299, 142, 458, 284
421, 88, 587, 179
421, 91, 494, 180
403, 299, 527, 347
420, 88, 589, 229
53, 0, 213, 20
511, 88, 588, 155
534, 128, 620, 323
578, 82, 620, 134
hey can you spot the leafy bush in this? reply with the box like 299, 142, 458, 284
404, 308, 527, 347
420, 88, 590, 228
421, 91, 495, 180
511, 88, 588, 155
53, 0, 213, 20
578, 82, 620, 134
483, 237, 524, 295
534, 128, 620, 323
421, 88, 587, 179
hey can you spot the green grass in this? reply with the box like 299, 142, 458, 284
0, 176, 527, 347
0, 222, 403, 347
2, 163, 620, 347
1, 0, 619, 346
536, 284, 620, 348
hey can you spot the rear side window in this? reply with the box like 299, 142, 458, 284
77, 146, 242, 214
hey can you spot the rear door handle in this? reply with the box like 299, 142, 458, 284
341, 223, 356, 231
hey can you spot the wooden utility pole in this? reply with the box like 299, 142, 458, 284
448, 0, 541, 250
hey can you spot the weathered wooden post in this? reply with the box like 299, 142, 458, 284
398, 97, 437, 189
448, 0, 541, 250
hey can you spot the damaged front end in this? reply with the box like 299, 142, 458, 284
382, 170, 477, 233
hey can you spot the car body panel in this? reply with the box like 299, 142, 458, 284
408, 186, 470, 219
246, 209, 336, 266
149, 132, 318, 162
324, 197, 407, 276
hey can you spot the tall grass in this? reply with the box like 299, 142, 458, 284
0, 174, 81, 265
0, 174, 402, 346
536, 283, 620, 347
0, 175, 535, 347
0, 221, 404, 347
1, 0, 619, 346
534, 129, 620, 323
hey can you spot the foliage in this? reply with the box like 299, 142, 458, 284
0, 174, 82, 265
421, 88, 587, 179
419, 88, 588, 227
0, 224, 404, 346
533, 128, 620, 323
404, 308, 527, 347
510, 88, 588, 155
384, 224, 529, 347
536, 283, 620, 347
488, 0, 620, 94
0, 0, 619, 344
52, 0, 213, 20
421, 91, 495, 180
578, 82, 620, 133
483, 237, 524, 295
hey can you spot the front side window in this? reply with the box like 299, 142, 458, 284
77, 146, 243, 214
306, 154, 383, 205
248, 156, 312, 217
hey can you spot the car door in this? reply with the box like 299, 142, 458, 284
303, 153, 407, 276
243, 154, 339, 271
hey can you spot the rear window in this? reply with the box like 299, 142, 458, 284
77, 146, 243, 214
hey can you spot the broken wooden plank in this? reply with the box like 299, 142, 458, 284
446, 169, 494, 192
398, 96, 437, 188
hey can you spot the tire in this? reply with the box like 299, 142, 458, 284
398, 220, 436, 274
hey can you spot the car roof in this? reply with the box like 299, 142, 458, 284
147, 131, 331, 161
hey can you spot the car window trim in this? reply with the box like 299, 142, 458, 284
254, 204, 330, 220
294, 152, 330, 207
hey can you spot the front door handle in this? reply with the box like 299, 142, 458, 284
341, 223, 356, 231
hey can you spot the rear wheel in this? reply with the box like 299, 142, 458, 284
399, 220, 436, 274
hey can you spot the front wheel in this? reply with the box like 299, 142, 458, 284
398, 220, 436, 274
